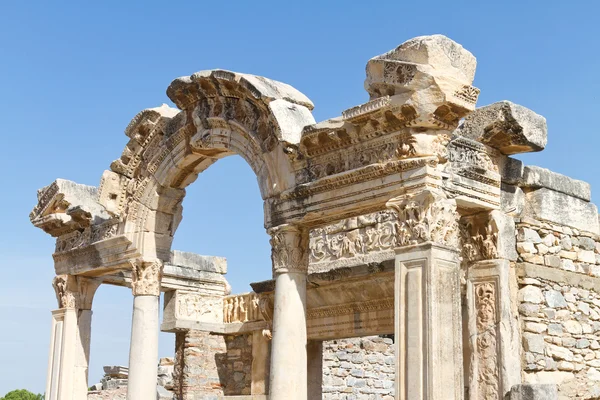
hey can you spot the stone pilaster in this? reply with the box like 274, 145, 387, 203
268, 224, 309, 400
388, 190, 464, 400
461, 212, 521, 400
127, 259, 163, 400
46, 275, 101, 400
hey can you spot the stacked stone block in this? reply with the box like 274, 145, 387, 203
322, 336, 395, 400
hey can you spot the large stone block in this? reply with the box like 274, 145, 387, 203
169, 250, 227, 274
364, 35, 479, 129
458, 101, 547, 155
509, 384, 558, 400
523, 188, 599, 234
521, 165, 591, 201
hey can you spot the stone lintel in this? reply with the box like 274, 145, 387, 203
517, 262, 600, 292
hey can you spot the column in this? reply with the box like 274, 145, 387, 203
462, 211, 521, 399
387, 190, 464, 400
45, 275, 100, 400
268, 224, 309, 400
127, 259, 163, 400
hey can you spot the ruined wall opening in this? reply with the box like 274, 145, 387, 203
171, 154, 271, 293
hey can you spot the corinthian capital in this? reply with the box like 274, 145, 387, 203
386, 190, 459, 248
130, 259, 163, 296
52, 275, 101, 310
268, 225, 309, 274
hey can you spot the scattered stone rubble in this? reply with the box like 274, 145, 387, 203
88, 358, 174, 399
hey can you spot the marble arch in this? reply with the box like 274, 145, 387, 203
32, 34, 600, 400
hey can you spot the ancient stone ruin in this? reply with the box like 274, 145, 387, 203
31, 35, 600, 399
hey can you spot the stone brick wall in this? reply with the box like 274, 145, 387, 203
173, 330, 227, 400
322, 336, 395, 400
516, 218, 600, 276
516, 218, 600, 399
219, 334, 254, 396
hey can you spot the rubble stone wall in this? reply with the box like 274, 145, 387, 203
219, 334, 254, 396
516, 217, 600, 399
322, 336, 395, 400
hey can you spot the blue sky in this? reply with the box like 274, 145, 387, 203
1, 0, 600, 395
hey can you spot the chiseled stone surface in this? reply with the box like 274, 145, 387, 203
509, 384, 558, 400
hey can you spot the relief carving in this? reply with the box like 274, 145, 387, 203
387, 190, 459, 248
176, 293, 221, 322
269, 225, 308, 274
130, 259, 163, 296
460, 214, 499, 263
309, 211, 397, 264
222, 293, 261, 323
54, 220, 119, 253
473, 281, 499, 399
52, 275, 77, 309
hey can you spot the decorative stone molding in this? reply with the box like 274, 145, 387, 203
268, 225, 308, 274
130, 259, 163, 296
461, 213, 499, 263
386, 190, 459, 248
52, 275, 101, 310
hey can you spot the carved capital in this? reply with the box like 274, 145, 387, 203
386, 190, 459, 248
52, 275, 101, 310
130, 259, 163, 296
268, 225, 308, 274
460, 213, 499, 263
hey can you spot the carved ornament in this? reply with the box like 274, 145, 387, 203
268, 225, 308, 274
130, 259, 163, 296
460, 214, 499, 263
386, 190, 459, 248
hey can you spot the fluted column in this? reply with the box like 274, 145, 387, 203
268, 224, 309, 400
46, 275, 100, 400
126, 259, 163, 400
387, 190, 464, 400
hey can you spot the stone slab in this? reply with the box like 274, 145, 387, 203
509, 384, 558, 400
521, 165, 591, 201
517, 262, 600, 292
169, 250, 227, 274
523, 188, 599, 234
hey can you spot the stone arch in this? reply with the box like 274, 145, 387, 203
98, 69, 315, 262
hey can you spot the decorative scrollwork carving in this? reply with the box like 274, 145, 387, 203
387, 190, 459, 248
269, 225, 308, 274
52, 275, 101, 310
474, 281, 499, 399
130, 259, 163, 296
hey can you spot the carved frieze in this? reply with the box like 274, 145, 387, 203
222, 293, 261, 323
175, 292, 222, 323
309, 211, 397, 264
54, 219, 119, 253
269, 225, 308, 274
130, 259, 163, 296
387, 190, 459, 248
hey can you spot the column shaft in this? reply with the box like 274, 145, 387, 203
270, 271, 307, 400
127, 295, 160, 400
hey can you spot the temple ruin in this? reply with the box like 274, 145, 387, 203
30, 35, 600, 399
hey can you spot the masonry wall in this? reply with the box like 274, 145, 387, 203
516, 217, 600, 399
322, 336, 395, 400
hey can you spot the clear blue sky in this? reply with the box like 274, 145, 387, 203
1, 0, 599, 395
